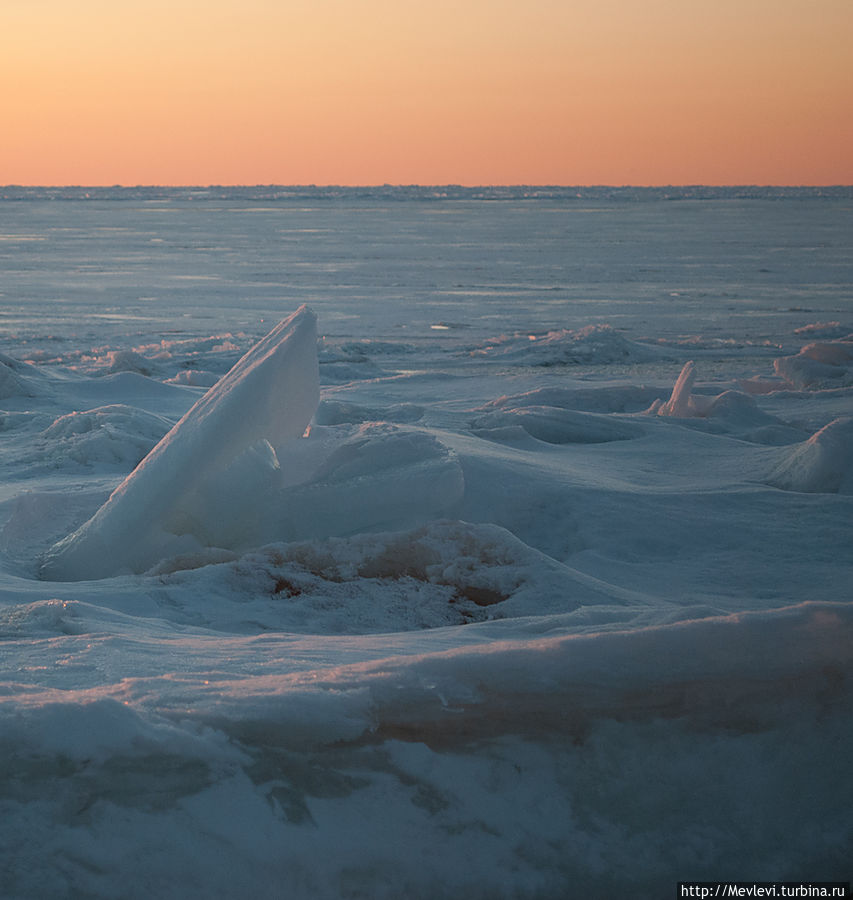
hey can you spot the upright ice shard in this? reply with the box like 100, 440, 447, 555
40, 306, 320, 581
656, 361, 696, 417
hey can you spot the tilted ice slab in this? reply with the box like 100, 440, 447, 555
40, 307, 320, 581
40, 308, 465, 581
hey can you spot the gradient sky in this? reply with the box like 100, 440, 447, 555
2, 0, 851, 185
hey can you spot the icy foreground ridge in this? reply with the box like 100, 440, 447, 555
41, 308, 321, 580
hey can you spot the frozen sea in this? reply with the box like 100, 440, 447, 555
1, 186, 851, 898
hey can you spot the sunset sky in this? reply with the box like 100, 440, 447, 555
2, 0, 851, 185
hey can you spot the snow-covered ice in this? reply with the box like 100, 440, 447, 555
0, 187, 851, 899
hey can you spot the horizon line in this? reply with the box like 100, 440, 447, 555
3, 183, 853, 190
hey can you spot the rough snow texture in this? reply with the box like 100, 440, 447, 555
39, 405, 172, 468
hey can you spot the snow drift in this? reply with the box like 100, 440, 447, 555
472, 406, 642, 444
768, 416, 853, 494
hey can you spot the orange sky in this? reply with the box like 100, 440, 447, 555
2, 0, 851, 185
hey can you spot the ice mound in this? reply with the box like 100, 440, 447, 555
106, 349, 159, 376
794, 321, 851, 339
774, 340, 853, 390
472, 406, 642, 444
164, 369, 220, 387
259, 424, 464, 544
0, 354, 41, 400
737, 374, 790, 395
0, 410, 39, 433
317, 342, 393, 383
0, 489, 111, 563
648, 362, 791, 441
151, 520, 615, 634
71, 335, 251, 380
39, 405, 172, 468
261, 518, 614, 618
155, 421, 463, 558
768, 417, 853, 494
40, 307, 321, 581
0, 598, 84, 637
470, 324, 662, 366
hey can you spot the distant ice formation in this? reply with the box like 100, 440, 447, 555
106, 349, 159, 377
774, 339, 853, 390
469, 324, 662, 366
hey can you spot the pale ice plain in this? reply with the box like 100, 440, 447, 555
0, 186, 852, 898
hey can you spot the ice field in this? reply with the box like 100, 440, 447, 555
0, 186, 851, 898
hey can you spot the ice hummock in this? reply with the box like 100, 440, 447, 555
768, 416, 853, 494
774, 338, 853, 389
39, 308, 468, 581
40, 307, 321, 580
